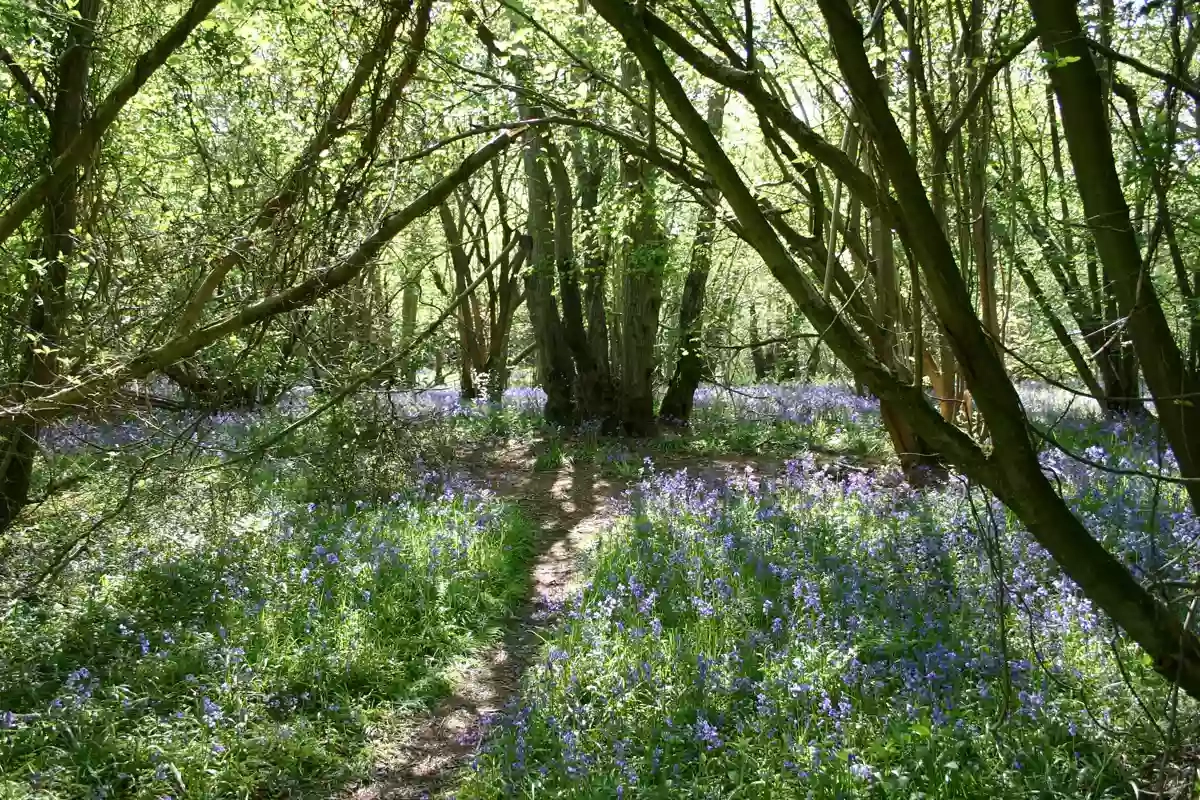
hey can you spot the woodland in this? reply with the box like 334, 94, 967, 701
1, 0, 1199, 796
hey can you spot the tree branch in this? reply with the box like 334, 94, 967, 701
0, 0, 224, 248
174, 2, 410, 337
943, 27, 1038, 141
0, 46, 48, 115
1087, 37, 1200, 107
0, 129, 523, 423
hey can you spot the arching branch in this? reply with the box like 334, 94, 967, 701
0, 46, 48, 115
0, 130, 523, 423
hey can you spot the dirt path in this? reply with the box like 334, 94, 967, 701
345, 445, 620, 800
346, 444, 780, 799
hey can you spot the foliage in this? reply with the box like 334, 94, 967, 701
463, 426, 1199, 798
2, 0, 1200, 790
0, 417, 534, 799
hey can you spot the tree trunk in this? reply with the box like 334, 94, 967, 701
439, 202, 482, 400
616, 55, 665, 436
400, 269, 421, 387
575, 133, 614, 402
546, 140, 619, 428
966, 0, 999, 347
1041, 87, 1141, 414
434, 347, 445, 385
868, 22, 938, 472
0, 0, 99, 532
521, 127, 576, 425
660, 89, 726, 426
1030, 0, 1200, 507
748, 306, 770, 381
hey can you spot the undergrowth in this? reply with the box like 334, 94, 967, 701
0, 412, 534, 799
461, 438, 1200, 799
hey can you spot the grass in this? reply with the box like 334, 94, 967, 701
0, 421, 535, 799
460, 438, 1199, 798
8, 381, 1197, 799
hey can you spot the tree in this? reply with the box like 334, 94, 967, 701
588, 0, 1200, 698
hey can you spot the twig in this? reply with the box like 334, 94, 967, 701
0, 46, 48, 115
1087, 38, 1200, 107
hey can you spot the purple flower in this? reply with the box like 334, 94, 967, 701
201, 696, 223, 726
849, 760, 873, 781
695, 716, 722, 750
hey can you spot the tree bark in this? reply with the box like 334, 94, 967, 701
573, 132, 614, 402
1030, 0, 1200, 508
521, 126, 577, 425
659, 89, 726, 425
400, 268, 421, 387
0, 0, 100, 533
614, 55, 665, 436
439, 201, 483, 400
546, 140, 618, 428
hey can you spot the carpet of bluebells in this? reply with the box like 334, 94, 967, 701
6, 380, 1199, 799
0, 443, 533, 798
461, 419, 1200, 797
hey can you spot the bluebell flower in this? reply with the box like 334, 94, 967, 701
695, 716, 722, 750
201, 697, 223, 727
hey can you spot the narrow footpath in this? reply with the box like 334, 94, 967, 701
347, 445, 777, 799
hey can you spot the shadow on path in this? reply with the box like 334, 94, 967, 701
345, 442, 786, 799
345, 448, 616, 799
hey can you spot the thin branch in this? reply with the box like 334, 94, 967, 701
0, 46, 49, 115
708, 333, 819, 351
1030, 422, 1200, 486
394, 115, 713, 194
943, 27, 1037, 141
1087, 37, 1200, 107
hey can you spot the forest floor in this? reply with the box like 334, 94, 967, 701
345, 438, 780, 799
8, 393, 1192, 798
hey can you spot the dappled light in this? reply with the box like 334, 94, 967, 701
2, 0, 1199, 796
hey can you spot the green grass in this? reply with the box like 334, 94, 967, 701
459, 453, 1196, 799
0, 448, 534, 799
533, 438, 568, 472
